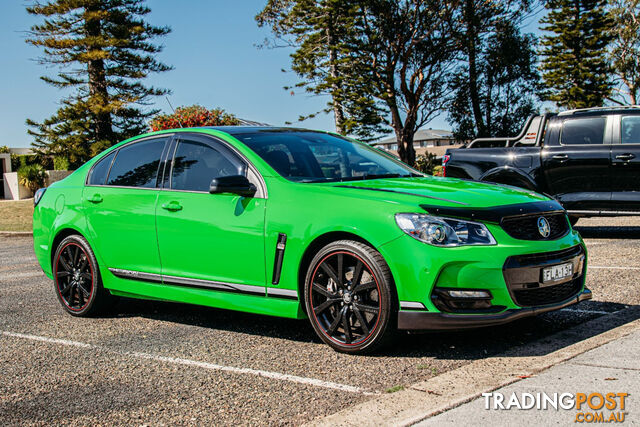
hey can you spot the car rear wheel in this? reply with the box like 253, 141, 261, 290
304, 240, 395, 354
53, 235, 113, 316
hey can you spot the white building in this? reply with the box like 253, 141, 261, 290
373, 128, 458, 151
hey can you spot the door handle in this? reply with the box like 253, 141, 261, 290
87, 194, 103, 204
615, 153, 636, 162
161, 201, 183, 212
551, 154, 569, 161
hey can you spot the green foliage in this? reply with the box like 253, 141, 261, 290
385, 385, 405, 393
539, 0, 614, 108
53, 157, 70, 171
609, 0, 640, 104
258, 1, 458, 166
448, 3, 540, 140
11, 155, 30, 171
17, 164, 46, 193
11, 154, 52, 172
25, 0, 172, 168
0, 146, 9, 154
414, 153, 439, 175
256, 0, 385, 141
149, 105, 240, 131
354, 1, 459, 166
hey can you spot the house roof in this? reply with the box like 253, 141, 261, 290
8, 148, 33, 155
384, 145, 463, 158
376, 128, 454, 145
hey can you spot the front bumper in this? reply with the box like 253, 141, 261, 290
398, 288, 592, 331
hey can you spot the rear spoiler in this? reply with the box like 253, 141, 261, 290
465, 113, 552, 148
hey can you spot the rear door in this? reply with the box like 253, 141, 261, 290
541, 116, 612, 211
83, 136, 170, 275
610, 114, 640, 211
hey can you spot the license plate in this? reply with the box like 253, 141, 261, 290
542, 262, 573, 283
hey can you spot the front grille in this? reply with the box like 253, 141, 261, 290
501, 213, 569, 241
512, 277, 582, 307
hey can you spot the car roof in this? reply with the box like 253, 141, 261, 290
557, 106, 640, 117
198, 126, 321, 135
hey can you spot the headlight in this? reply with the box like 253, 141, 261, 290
395, 213, 496, 246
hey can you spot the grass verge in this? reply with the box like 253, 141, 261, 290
0, 199, 33, 232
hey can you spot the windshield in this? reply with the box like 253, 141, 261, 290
234, 130, 419, 182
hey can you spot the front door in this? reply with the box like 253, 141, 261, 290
83, 136, 170, 275
541, 116, 611, 211
610, 114, 640, 211
155, 134, 266, 293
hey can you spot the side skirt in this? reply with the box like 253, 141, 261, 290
109, 268, 298, 299
105, 268, 305, 319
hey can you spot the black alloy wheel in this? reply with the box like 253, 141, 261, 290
53, 235, 111, 316
305, 240, 394, 354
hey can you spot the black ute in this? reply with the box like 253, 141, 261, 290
444, 107, 640, 222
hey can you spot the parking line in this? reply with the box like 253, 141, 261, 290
589, 266, 640, 270
1, 331, 375, 396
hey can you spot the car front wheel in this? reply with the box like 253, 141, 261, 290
304, 240, 395, 354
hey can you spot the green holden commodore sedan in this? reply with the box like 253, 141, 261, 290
33, 127, 591, 353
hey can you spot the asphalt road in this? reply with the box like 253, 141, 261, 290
1, 217, 639, 425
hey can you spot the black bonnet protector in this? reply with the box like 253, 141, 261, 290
420, 200, 566, 224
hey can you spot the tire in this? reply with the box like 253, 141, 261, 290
304, 240, 395, 354
568, 216, 579, 227
52, 235, 113, 316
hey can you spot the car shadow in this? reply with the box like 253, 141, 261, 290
103, 297, 638, 360
575, 225, 640, 239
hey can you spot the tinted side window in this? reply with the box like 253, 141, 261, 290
171, 139, 244, 192
561, 118, 606, 145
88, 151, 115, 185
107, 138, 166, 188
621, 116, 640, 144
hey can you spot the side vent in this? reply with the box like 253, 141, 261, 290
271, 233, 287, 285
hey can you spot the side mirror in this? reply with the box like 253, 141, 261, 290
209, 175, 257, 197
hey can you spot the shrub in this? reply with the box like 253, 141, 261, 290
413, 153, 440, 175
53, 156, 70, 171
10, 153, 53, 172
0, 146, 9, 154
18, 164, 46, 193
150, 105, 240, 131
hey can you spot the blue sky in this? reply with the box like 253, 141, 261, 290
1, 1, 543, 148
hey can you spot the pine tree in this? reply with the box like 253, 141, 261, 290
26, 0, 171, 167
539, 0, 613, 109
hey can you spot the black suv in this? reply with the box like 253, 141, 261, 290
444, 107, 640, 223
